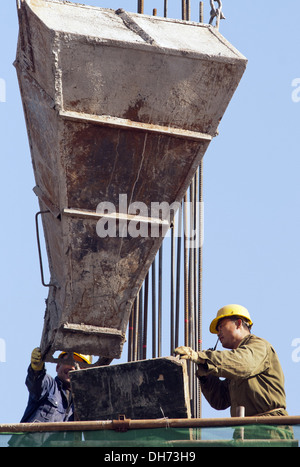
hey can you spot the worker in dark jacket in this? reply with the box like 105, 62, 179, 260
20, 348, 91, 423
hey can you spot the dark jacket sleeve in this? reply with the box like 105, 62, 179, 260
20, 366, 56, 423
25, 365, 54, 401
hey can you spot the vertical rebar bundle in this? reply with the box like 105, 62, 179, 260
128, 0, 207, 420
128, 168, 203, 418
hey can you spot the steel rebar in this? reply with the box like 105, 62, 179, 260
137, 0, 144, 15
152, 259, 156, 358
158, 245, 163, 357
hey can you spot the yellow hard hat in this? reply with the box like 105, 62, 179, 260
209, 304, 253, 334
58, 352, 92, 364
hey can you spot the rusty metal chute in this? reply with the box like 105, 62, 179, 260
15, 0, 247, 361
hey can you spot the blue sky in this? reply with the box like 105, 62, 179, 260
0, 0, 300, 423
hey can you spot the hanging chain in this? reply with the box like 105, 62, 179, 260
209, 0, 225, 30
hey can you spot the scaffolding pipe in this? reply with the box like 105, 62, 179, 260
2, 416, 300, 434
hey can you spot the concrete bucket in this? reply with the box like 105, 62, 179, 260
15, 0, 247, 362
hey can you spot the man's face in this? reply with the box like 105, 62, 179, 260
56, 355, 75, 387
216, 318, 241, 349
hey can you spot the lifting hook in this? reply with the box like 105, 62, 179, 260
209, 0, 226, 30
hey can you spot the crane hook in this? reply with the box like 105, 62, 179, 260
209, 0, 226, 30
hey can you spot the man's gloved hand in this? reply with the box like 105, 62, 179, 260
31, 347, 44, 372
174, 346, 205, 364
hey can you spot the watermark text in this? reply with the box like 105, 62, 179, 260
95, 194, 204, 248
291, 338, 300, 362
0, 339, 6, 363
291, 78, 300, 103
0, 79, 6, 103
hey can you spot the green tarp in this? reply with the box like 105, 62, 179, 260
2, 425, 299, 448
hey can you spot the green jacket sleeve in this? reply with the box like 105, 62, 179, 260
196, 335, 270, 381
198, 373, 231, 411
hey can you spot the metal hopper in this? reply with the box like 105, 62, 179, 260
15, 0, 247, 361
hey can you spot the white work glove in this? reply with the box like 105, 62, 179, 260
174, 346, 205, 364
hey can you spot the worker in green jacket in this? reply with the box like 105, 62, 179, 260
175, 304, 288, 418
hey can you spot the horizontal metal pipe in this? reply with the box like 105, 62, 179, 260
1, 415, 300, 433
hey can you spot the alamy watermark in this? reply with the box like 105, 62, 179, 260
0, 339, 6, 363
0, 78, 6, 103
95, 194, 204, 248
291, 78, 300, 103
291, 338, 300, 362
